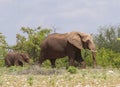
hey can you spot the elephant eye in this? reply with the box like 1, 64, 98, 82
87, 40, 90, 43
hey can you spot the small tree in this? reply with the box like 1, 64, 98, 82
0, 32, 8, 47
0, 32, 8, 66
94, 25, 120, 52
13, 26, 52, 62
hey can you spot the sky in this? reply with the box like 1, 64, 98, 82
0, 0, 120, 45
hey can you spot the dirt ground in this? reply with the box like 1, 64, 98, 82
0, 66, 120, 87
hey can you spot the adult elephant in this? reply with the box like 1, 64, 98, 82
39, 31, 97, 68
4, 52, 30, 67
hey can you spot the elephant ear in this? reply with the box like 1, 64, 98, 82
80, 32, 90, 42
67, 32, 83, 49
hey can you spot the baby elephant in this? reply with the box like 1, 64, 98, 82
4, 52, 30, 67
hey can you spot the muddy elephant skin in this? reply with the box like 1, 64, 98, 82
4, 52, 30, 67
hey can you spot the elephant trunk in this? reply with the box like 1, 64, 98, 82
91, 49, 97, 68
88, 41, 97, 68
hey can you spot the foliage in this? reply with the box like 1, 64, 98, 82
56, 57, 69, 68
94, 25, 120, 52
82, 49, 93, 67
41, 60, 51, 68
40, 57, 69, 69
0, 32, 8, 66
93, 25, 120, 68
27, 75, 34, 86
67, 66, 77, 74
83, 48, 120, 68
12, 26, 52, 62
0, 32, 7, 47
96, 48, 116, 68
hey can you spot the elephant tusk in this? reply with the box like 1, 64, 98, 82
91, 50, 97, 53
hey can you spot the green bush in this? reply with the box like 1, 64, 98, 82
96, 48, 112, 67
67, 66, 77, 74
41, 60, 51, 68
79, 48, 120, 68
0, 48, 7, 67
111, 54, 120, 68
27, 75, 34, 86
13, 27, 52, 62
0, 59, 5, 67
96, 48, 120, 68
82, 50, 93, 67
56, 57, 68, 68
40, 58, 68, 69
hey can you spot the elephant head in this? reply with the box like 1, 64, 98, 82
67, 31, 97, 68
19, 53, 30, 63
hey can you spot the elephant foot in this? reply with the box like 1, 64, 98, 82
93, 61, 97, 68
39, 64, 42, 68
81, 61, 86, 69
51, 65, 56, 68
93, 64, 97, 68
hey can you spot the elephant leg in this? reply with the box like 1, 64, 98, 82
5, 59, 11, 67
39, 51, 45, 66
39, 58, 44, 66
18, 61, 23, 67
68, 52, 75, 66
92, 52, 97, 68
39, 56, 46, 67
50, 59, 56, 68
15, 60, 19, 66
75, 51, 86, 68
68, 57, 75, 66
81, 61, 86, 68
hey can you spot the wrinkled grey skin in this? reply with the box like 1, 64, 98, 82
4, 52, 30, 67
39, 31, 97, 68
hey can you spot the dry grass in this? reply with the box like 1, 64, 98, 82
0, 65, 120, 87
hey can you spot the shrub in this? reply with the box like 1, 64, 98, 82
96, 48, 120, 68
56, 57, 68, 68
111, 54, 120, 68
12, 27, 52, 62
67, 66, 77, 74
41, 60, 51, 68
82, 49, 93, 67
0, 59, 5, 67
27, 75, 34, 86
0, 47, 7, 67
80, 48, 120, 68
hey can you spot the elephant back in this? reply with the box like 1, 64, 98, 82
40, 33, 68, 48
